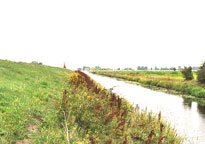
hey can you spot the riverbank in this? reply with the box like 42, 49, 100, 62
0, 60, 183, 143
87, 71, 205, 143
62, 71, 183, 143
91, 71, 205, 100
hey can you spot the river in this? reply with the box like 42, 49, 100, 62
85, 72, 205, 144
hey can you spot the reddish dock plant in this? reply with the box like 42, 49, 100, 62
60, 71, 183, 143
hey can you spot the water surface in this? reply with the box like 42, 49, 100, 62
85, 72, 205, 144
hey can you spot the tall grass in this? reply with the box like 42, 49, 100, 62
59, 71, 183, 143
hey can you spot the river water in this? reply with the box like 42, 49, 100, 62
85, 72, 205, 144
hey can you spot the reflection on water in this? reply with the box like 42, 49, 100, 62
85, 72, 205, 144
183, 99, 192, 109
198, 104, 205, 116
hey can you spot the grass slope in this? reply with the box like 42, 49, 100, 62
0, 60, 70, 143
0, 61, 183, 143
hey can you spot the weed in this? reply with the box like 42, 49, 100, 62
59, 71, 183, 143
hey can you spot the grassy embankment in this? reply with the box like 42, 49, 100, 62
0, 60, 183, 143
0, 60, 69, 143
91, 71, 205, 100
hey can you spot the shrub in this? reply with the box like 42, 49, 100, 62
165, 82, 173, 89
136, 77, 140, 82
144, 80, 152, 85
31, 61, 42, 65
198, 90, 205, 98
150, 80, 159, 86
197, 62, 205, 83
181, 66, 193, 80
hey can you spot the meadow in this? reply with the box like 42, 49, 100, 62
0, 60, 183, 143
0, 60, 69, 143
91, 70, 205, 99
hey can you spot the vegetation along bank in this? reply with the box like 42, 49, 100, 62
91, 69, 205, 100
61, 71, 183, 143
0, 60, 183, 143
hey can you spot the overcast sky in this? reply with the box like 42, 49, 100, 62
0, 0, 205, 69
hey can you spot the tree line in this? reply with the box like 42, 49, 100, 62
181, 62, 205, 83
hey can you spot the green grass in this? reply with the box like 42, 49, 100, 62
0, 60, 183, 143
111, 70, 183, 77
0, 60, 70, 143
97, 70, 198, 80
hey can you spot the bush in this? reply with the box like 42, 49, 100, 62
31, 61, 42, 65
150, 80, 159, 86
136, 77, 140, 82
197, 62, 205, 83
181, 66, 193, 80
198, 90, 205, 98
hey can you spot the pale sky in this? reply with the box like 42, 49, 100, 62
0, 0, 205, 69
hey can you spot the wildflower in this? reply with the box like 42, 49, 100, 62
96, 137, 100, 142
124, 131, 128, 135
86, 133, 89, 138
87, 96, 92, 99
88, 129, 91, 134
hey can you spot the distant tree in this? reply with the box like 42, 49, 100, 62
192, 67, 199, 70
178, 66, 182, 70
160, 67, 169, 70
31, 61, 38, 64
31, 61, 42, 65
197, 62, 205, 83
137, 66, 148, 70
173, 68, 176, 71
155, 66, 159, 70
181, 66, 193, 80
95, 66, 101, 70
